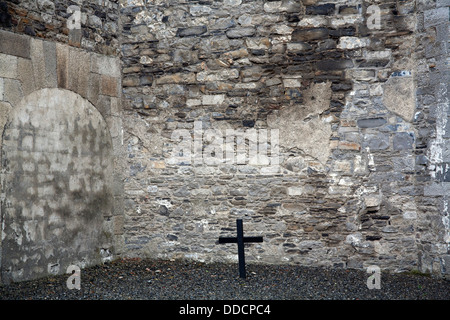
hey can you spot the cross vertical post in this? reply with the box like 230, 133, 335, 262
236, 219, 246, 279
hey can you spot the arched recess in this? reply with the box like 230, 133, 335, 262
0, 88, 114, 283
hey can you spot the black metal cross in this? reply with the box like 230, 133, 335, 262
218, 219, 263, 279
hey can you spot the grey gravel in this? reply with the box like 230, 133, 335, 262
0, 258, 448, 300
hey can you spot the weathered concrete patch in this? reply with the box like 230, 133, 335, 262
268, 82, 332, 164
1, 88, 114, 284
382, 75, 415, 122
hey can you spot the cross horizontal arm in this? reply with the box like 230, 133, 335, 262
243, 236, 263, 243
218, 237, 237, 243
218, 236, 263, 244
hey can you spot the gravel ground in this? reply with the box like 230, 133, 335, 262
0, 258, 448, 300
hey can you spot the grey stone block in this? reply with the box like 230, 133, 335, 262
30, 38, 45, 90
424, 7, 449, 28
442, 255, 450, 275
226, 27, 256, 39
0, 53, 17, 78
91, 53, 121, 77
436, 0, 450, 7
362, 132, 389, 150
56, 42, 69, 89
393, 132, 414, 150
0, 101, 12, 149
316, 59, 354, 71
68, 29, 82, 47
3, 78, 23, 106
393, 155, 415, 171
43, 41, 57, 88
416, 154, 428, 165
424, 182, 450, 196
17, 57, 35, 96
67, 46, 90, 98
435, 163, 450, 182
176, 26, 208, 37
0, 29, 30, 59
357, 118, 387, 128
87, 72, 101, 106
445, 118, 450, 138
305, 4, 335, 15
292, 27, 329, 41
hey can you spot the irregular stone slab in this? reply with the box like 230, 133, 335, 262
292, 27, 329, 41
176, 26, 207, 37
393, 132, 414, 150
305, 4, 335, 15
316, 59, 354, 70
226, 27, 256, 39
357, 118, 387, 128
382, 75, 415, 122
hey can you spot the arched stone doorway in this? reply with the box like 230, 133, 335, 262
0, 88, 114, 283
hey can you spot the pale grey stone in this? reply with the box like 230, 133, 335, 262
382, 76, 415, 122
226, 27, 255, 39
424, 7, 449, 28
362, 132, 389, 150
0, 53, 17, 79
177, 26, 208, 37
3, 78, 23, 106
92, 53, 121, 77
393, 132, 414, 150
357, 118, 387, 128
89, 15, 103, 28
0, 77, 3, 101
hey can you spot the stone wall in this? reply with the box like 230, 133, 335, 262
120, 0, 450, 277
416, 0, 450, 275
0, 0, 120, 55
0, 0, 449, 283
0, 1, 124, 283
